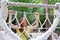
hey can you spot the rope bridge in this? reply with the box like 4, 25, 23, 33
0, 0, 60, 40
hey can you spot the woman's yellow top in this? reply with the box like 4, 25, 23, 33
16, 26, 30, 40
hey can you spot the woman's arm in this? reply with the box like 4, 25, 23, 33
30, 12, 39, 31
8, 10, 16, 29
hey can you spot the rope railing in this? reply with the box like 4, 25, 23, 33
8, 10, 60, 40
29, 8, 60, 40
0, 0, 60, 40
0, 1, 8, 21
11, 11, 54, 15
7, 2, 56, 8
0, 0, 22, 40
7, 2, 60, 40
30, 15, 59, 40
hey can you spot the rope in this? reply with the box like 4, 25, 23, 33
0, 12, 21, 40
0, 0, 21, 40
7, 2, 55, 8
30, 17, 59, 40
15, 11, 20, 27
29, 8, 60, 40
1, 1, 8, 21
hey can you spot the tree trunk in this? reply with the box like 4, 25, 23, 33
44, 0, 52, 40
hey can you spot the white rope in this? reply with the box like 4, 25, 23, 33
26, 18, 31, 26
30, 16, 59, 40
0, 0, 21, 40
15, 11, 20, 27
46, 13, 52, 25
24, 12, 31, 26
11, 16, 16, 22
1, 1, 8, 21
7, 2, 55, 8
20, 12, 31, 26
0, 12, 21, 40
14, 11, 52, 34
57, 36, 60, 40
19, 12, 27, 26
39, 19, 42, 27
31, 20, 36, 26
47, 18, 52, 25
30, 6, 60, 40
8, 12, 16, 23
52, 32, 58, 40
40, 19, 47, 30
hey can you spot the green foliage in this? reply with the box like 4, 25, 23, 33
8, 6, 32, 12
32, 0, 44, 4
40, 15, 45, 24
49, 0, 60, 4
26, 14, 35, 24
56, 25, 60, 31
10, 0, 32, 3
56, 28, 60, 31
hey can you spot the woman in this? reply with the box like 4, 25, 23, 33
8, 10, 39, 40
